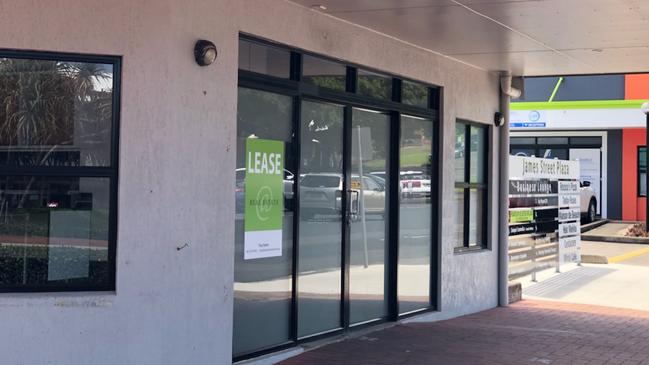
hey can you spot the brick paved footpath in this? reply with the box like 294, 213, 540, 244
279, 300, 649, 365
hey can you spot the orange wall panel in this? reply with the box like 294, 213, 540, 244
625, 74, 649, 100
622, 128, 646, 221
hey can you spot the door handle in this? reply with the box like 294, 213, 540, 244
349, 190, 359, 216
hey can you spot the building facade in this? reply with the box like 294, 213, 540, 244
0, 1, 502, 364
511, 74, 649, 221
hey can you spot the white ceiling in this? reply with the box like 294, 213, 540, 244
289, 0, 649, 76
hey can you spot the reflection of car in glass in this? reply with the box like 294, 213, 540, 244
580, 181, 597, 223
400, 170, 431, 198
369, 171, 386, 181
299, 173, 385, 218
235, 167, 294, 214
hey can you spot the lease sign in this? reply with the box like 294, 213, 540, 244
244, 138, 284, 260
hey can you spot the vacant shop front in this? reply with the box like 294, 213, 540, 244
233, 36, 439, 360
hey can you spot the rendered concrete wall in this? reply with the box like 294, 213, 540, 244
0, 0, 500, 363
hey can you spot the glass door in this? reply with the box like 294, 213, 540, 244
297, 100, 344, 338
349, 108, 390, 325
297, 103, 392, 335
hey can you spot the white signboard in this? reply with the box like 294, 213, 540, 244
510, 108, 647, 130
559, 194, 580, 208
558, 208, 581, 222
510, 155, 580, 180
558, 181, 579, 195
558, 221, 580, 238
559, 236, 581, 265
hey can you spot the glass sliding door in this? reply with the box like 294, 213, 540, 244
233, 88, 295, 356
298, 100, 344, 338
234, 37, 441, 360
398, 115, 433, 314
349, 108, 390, 325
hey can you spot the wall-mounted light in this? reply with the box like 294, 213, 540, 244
494, 111, 505, 127
194, 39, 217, 66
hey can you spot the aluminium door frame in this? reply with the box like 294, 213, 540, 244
234, 39, 441, 362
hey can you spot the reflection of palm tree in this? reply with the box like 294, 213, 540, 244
0, 58, 112, 208
0, 58, 112, 165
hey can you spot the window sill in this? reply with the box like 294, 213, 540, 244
0, 291, 116, 308
454, 246, 490, 255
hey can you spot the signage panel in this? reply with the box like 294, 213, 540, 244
558, 221, 580, 238
558, 194, 580, 208
509, 196, 558, 208
558, 181, 579, 195
508, 155, 582, 280
510, 155, 580, 180
558, 208, 581, 222
559, 236, 581, 265
244, 138, 284, 260
509, 180, 557, 195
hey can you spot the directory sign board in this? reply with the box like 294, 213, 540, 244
508, 156, 581, 280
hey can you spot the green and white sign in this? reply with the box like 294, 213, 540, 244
509, 209, 533, 223
244, 138, 284, 260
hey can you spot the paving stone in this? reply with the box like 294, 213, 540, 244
279, 300, 649, 365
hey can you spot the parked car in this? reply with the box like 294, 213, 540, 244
400, 170, 431, 198
580, 181, 597, 223
299, 173, 386, 218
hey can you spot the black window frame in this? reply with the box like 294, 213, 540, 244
454, 120, 489, 252
639, 146, 647, 198
0, 49, 121, 293
235, 34, 442, 361
509, 136, 603, 159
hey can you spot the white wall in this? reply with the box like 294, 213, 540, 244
0, 1, 500, 363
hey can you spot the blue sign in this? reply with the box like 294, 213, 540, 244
511, 122, 546, 128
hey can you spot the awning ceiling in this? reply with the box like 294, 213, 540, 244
290, 0, 649, 76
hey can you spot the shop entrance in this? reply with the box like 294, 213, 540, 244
233, 36, 439, 361
297, 103, 391, 337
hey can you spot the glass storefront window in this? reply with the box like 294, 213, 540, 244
0, 58, 114, 167
455, 124, 466, 182
234, 36, 440, 359
357, 69, 392, 101
398, 115, 432, 314
238, 39, 291, 78
349, 108, 389, 324
302, 55, 346, 92
402, 80, 428, 108
540, 148, 568, 160
233, 88, 294, 356
639, 147, 647, 197
454, 121, 488, 250
298, 100, 344, 338
0, 176, 110, 287
470, 126, 485, 183
0, 53, 118, 292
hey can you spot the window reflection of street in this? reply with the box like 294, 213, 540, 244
399, 115, 433, 313
298, 100, 344, 337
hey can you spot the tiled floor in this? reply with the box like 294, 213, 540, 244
279, 300, 649, 365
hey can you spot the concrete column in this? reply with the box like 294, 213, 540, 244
498, 73, 512, 307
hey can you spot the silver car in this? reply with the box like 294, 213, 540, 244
299, 173, 386, 218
